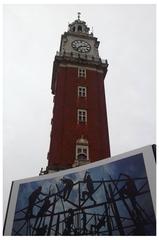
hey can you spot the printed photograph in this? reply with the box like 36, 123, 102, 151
11, 153, 156, 236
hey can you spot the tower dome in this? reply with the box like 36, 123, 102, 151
68, 12, 90, 35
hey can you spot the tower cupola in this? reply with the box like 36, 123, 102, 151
68, 12, 90, 35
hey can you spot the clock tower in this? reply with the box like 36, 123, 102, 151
47, 14, 110, 171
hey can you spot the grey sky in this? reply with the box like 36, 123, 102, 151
3, 4, 156, 219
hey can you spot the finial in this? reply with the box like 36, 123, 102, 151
77, 12, 81, 20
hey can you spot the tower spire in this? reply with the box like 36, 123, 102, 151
77, 12, 81, 21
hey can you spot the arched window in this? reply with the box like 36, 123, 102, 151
72, 26, 75, 32
75, 137, 89, 163
76, 146, 88, 161
78, 25, 82, 32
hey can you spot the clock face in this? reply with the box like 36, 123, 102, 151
72, 40, 91, 53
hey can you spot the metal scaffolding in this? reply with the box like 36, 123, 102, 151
12, 171, 156, 235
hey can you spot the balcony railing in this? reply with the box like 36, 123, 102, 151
55, 51, 108, 65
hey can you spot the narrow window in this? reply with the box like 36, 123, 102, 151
78, 86, 87, 97
77, 109, 87, 123
78, 68, 86, 78
78, 25, 82, 32
72, 26, 75, 32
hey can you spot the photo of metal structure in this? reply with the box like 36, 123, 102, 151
7, 150, 155, 236
12, 174, 154, 235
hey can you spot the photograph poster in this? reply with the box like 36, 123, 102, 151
4, 145, 156, 236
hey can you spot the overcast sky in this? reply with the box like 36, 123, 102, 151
3, 4, 156, 219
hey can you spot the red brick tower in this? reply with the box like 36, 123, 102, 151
47, 14, 110, 171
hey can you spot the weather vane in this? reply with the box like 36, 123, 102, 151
77, 12, 81, 20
